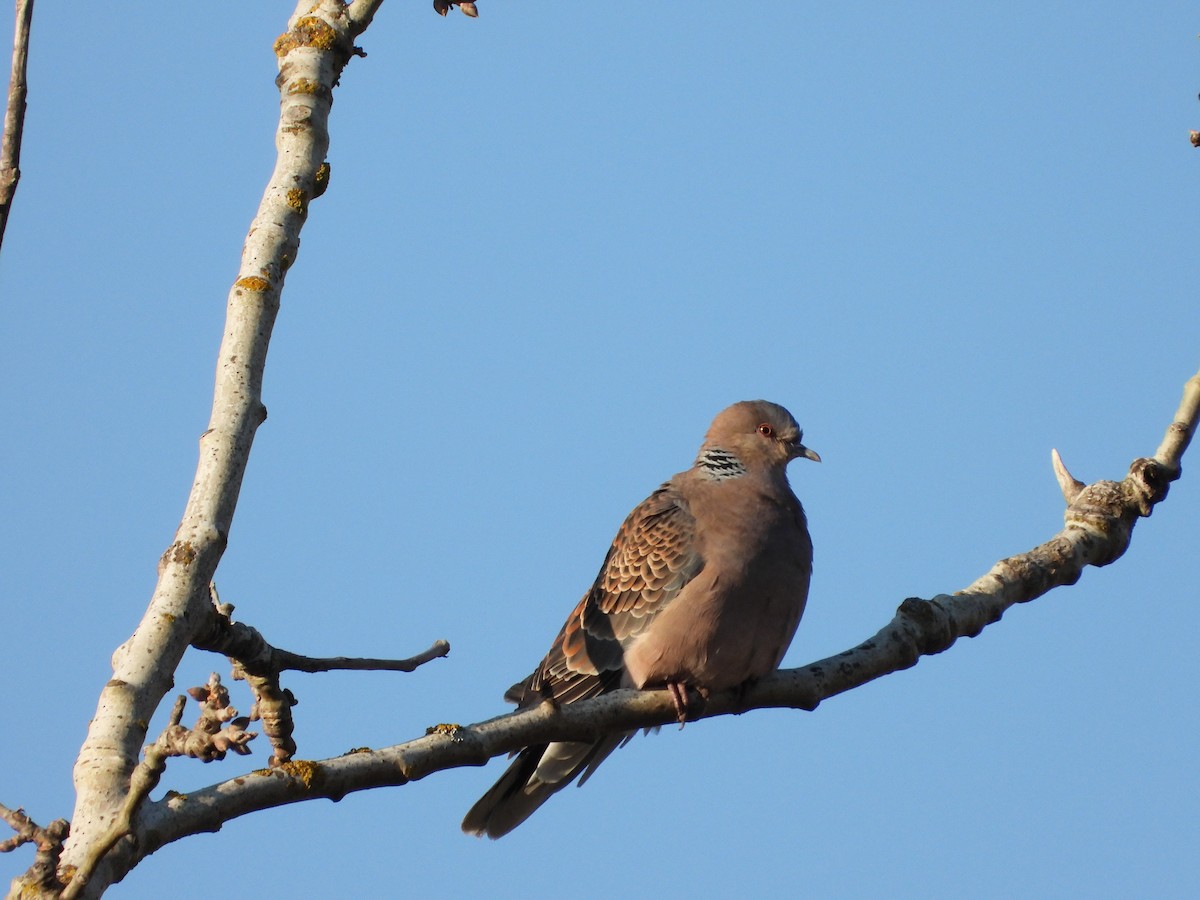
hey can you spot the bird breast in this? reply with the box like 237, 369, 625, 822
622, 489, 811, 693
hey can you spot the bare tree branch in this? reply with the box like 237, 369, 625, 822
191, 586, 449, 766
56, 699, 186, 900
196, 586, 450, 677
118, 367, 1198, 862
1154, 369, 1200, 471
0, 804, 67, 894
235, 670, 298, 768
4, 0, 1189, 891
47, 3, 381, 895
58, 680, 261, 899
347, 0, 386, 34
271, 641, 453, 674
1050, 447, 1085, 503
0, 0, 34, 251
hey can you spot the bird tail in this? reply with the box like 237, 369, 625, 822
461, 735, 626, 838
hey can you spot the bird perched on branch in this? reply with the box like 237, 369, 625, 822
462, 400, 819, 839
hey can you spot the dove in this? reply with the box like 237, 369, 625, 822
462, 400, 818, 838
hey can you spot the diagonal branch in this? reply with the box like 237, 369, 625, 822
347, 0, 386, 34
60, 680, 260, 900
0, 0, 34, 252
124, 369, 1199, 862
57, 699, 188, 900
54, 2, 382, 894
1154, 368, 1200, 472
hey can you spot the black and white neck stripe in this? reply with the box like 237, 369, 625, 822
695, 446, 747, 481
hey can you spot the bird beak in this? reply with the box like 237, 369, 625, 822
793, 443, 821, 463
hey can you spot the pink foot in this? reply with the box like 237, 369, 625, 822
667, 682, 690, 727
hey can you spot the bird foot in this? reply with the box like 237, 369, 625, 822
667, 682, 689, 727
666, 682, 709, 728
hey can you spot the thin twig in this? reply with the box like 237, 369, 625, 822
0, 0, 34, 251
0, 802, 68, 893
198, 588, 450, 675
0, 803, 54, 854
275, 640, 451, 673
1154, 368, 1200, 474
1051, 447, 1085, 503
196, 586, 448, 765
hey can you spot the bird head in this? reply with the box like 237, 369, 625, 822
703, 400, 820, 471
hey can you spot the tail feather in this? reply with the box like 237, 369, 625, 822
461, 735, 626, 838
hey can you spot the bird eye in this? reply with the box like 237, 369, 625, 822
757, 423, 774, 437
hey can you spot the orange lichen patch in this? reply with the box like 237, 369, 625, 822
288, 77, 322, 95
274, 16, 340, 57
161, 540, 197, 567
286, 188, 308, 212
235, 276, 272, 292
277, 759, 324, 790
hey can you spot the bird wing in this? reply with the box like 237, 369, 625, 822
507, 480, 703, 708
464, 482, 702, 838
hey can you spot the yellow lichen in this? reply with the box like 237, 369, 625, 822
313, 161, 331, 198
274, 16, 339, 58
288, 78, 321, 95
235, 276, 271, 292
278, 759, 323, 790
286, 188, 308, 213
425, 723, 463, 738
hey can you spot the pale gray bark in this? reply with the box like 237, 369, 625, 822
8, 3, 377, 897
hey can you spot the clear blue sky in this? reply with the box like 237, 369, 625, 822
2, 3, 1197, 897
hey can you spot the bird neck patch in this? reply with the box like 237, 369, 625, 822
695, 446, 748, 481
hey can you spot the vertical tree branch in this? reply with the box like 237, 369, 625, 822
45, 3, 371, 896
0, 0, 34, 252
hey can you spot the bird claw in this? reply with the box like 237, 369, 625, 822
667, 682, 710, 727
667, 682, 689, 727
